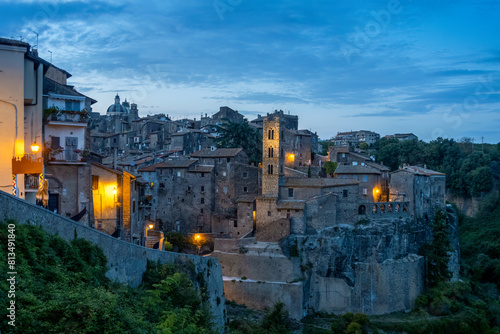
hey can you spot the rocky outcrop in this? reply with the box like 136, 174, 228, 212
215, 216, 460, 319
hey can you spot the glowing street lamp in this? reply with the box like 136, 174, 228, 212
148, 224, 154, 230
30, 141, 40, 153
113, 187, 117, 195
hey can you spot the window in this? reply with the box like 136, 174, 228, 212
51, 136, 60, 149
65, 100, 80, 111
358, 205, 366, 215
242, 172, 248, 178
362, 188, 368, 195
343, 189, 348, 198
222, 171, 227, 177
227, 157, 231, 163
234, 220, 238, 227
201, 198, 205, 204
268, 164, 273, 175
187, 186, 191, 191
353, 175, 358, 180
243, 187, 248, 192
223, 187, 228, 194
352, 161, 358, 166
200, 208, 204, 214
177, 171, 181, 177
201, 173, 205, 177
288, 188, 294, 198
133, 200, 136, 213
201, 186, 205, 192
267, 211, 271, 216
92, 175, 99, 190
362, 175, 368, 182
168, 198, 171, 203
269, 147, 273, 157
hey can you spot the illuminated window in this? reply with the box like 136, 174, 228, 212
92, 175, 99, 190
362, 175, 368, 182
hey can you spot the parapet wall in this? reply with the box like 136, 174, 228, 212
0, 191, 225, 333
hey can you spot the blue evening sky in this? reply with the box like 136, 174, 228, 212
1, 0, 499, 142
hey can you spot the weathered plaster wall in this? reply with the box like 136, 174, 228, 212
0, 191, 226, 332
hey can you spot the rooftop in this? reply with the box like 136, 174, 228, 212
394, 166, 446, 176
137, 159, 197, 172
334, 164, 381, 174
191, 148, 243, 158
284, 177, 358, 188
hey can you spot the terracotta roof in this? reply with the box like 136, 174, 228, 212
334, 164, 381, 174
276, 200, 306, 210
395, 166, 446, 176
284, 177, 358, 188
191, 148, 243, 158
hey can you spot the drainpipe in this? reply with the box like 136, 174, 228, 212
0, 100, 19, 196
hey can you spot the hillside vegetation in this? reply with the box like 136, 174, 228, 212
0, 220, 214, 333
374, 137, 500, 197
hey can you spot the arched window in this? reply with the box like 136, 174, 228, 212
388, 204, 393, 213
268, 129, 272, 140
395, 204, 400, 212
358, 205, 366, 215
268, 147, 273, 157
380, 204, 385, 214
272, 129, 274, 139
372, 204, 378, 213
268, 164, 273, 175
403, 203, 408, 212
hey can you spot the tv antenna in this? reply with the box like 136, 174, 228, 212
32, 30, 39, 50
47, 50, 52, 63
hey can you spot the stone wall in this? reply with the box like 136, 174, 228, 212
223, 279, 304, 320
0, 191, 226, 333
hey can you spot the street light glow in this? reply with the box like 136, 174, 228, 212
30, 141, 40, 153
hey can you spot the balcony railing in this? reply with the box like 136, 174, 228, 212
48, 112, 87, 123
49, 149, 85, 162
25, 174, 40, 190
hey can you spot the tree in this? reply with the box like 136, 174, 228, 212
211, 119, 262, 164
423, 209, 452, 287
470, 166, 493, 196
324, 161, 337, 176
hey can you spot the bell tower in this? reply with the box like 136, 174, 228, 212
262, 114, 285, 197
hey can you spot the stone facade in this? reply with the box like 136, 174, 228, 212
0, 191, 225, 333
389, 166, 446, 221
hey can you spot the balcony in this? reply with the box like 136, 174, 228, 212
25, 174, 40, 191
44, 108, 88, 126
48, 149, 86, 163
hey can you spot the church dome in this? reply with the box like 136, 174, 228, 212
106, 94, 130, 114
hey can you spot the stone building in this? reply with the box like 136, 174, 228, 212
389, 165, 446, 221
211, 113, 450, 320
191, 148, 260, 236
139, 159, 214, 233
212, 106, 245, 125
171, 129, 214, 155
91, 162, 145, 244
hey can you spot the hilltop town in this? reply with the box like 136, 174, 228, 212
0, 37, 462, 324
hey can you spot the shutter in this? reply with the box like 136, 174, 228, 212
52, 136, 60, 148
